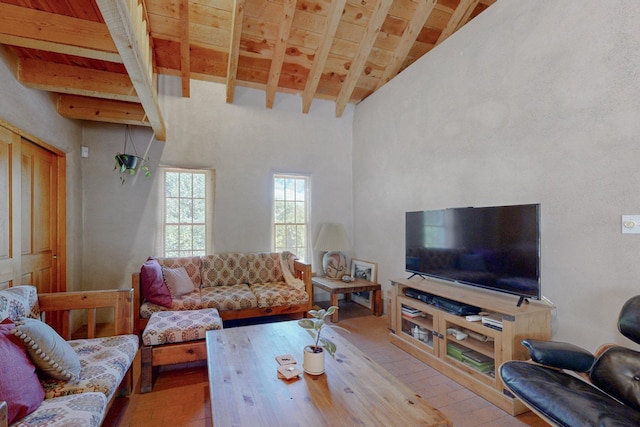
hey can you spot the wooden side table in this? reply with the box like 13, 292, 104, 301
311, 276, 383, 322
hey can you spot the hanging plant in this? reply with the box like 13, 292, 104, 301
114, 125, 153, 184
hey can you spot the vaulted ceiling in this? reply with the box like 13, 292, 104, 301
0, 0, 495, 140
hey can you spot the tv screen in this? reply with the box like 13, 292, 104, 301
405, 204, 540, 301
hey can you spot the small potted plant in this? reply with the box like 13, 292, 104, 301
297, 306, 347, 375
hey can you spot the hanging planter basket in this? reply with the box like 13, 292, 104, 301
114, 125, 153, 184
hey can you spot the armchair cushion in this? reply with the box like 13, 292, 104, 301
0, 320, 45, 424
590, 346, 640, 411
500, 361, 640, 426
162, 266, 195, 297
12, 317, 81, 381
522, 339, 595, 372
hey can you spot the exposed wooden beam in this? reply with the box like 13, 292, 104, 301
0, 3, 121, 63
180, 0, 190, 97
302, 0, 347, 114
376, 0, 437, 90
226, 0, 245, 104
265, 0, 296, 109
437, 0, 478, 45
57, 94, 151, 126
455, 0, 481, 32
334, 0, 394, 117
96, 0, 166, 140
18, 58, 138, 102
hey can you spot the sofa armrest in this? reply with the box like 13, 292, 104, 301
37, 289, 134, 340
293, 260, 313, 307
522, 339, 595, 372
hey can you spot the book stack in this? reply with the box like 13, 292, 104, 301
401, 305, 422, 318
461, 350, 494, 373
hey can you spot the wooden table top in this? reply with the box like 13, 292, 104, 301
312, 275, 381, 294
206, 320, 451, 427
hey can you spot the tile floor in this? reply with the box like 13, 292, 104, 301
105, 303, 547, 427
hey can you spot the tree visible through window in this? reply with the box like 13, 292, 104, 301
163, 169, 212, 257
273, 174, 309, 262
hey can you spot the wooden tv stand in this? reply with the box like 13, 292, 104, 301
389, 277, 552, 415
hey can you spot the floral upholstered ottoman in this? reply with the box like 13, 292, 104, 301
140, 308, 223, 392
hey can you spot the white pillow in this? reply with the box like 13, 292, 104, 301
162, 266, 195, 297
12, 318, 81, 381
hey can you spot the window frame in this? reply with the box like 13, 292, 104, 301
158, 167, 215, 257
272, 173, 310, 262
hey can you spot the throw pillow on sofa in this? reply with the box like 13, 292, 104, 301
162, 266, 195, 297
140, 257, 172, 307
0, 318, 45, 424
12, 317, 82, 381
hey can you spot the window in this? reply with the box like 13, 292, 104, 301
161, 168, 215, 257
273, 174, 309, 261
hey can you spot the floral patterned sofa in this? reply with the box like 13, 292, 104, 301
132, 251, 312, 392
0, 285, 138, 427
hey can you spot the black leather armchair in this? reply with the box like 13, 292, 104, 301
500, 295, 640, 427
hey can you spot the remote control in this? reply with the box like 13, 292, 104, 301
465, 315, 482, 322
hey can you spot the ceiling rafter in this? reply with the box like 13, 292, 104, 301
18, 58, 139, 102
96, 0, 166, 140
265, 0, 297, 109
302, 0, 347, 114
180, 0, 190, 97
0, 2, 121, 63
376, 0, 437, 90
437, 0, 479, 45
226, 0, 245, 104
57, 94, 150, 126
335, 0, 394, 117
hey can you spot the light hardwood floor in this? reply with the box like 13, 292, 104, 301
105, 302, 547, 427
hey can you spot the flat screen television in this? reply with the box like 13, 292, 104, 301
405, 204, 540, 305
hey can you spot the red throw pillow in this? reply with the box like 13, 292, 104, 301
140, 257, 172, 307
0, 318, 45, 424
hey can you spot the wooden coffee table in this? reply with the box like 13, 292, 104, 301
311, 276, 382, 322
206, 320, 451, 427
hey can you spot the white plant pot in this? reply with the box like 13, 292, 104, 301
303, 345, 325, 375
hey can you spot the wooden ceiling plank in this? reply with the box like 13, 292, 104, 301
334, 0, 394, 117
96, 0, 166, 140
180, 0, 191, 97
226, 0, 246, 103
436, 0, 478, 45
455, 0, 481, 32
265, 0, 297, 109
301, 0, 347, 114
56, 94, 151, 126
0, 3, 121, 63
376, 0, 437, 90
18, 58, 139, 102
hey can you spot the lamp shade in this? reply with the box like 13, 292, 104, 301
314, 223, 351, 252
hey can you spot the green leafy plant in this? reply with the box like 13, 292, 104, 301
114, 153, 151, 184
297, 306, 348, 358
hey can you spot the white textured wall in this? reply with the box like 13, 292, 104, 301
352, 0, 640, 351
81, 78, 354, 290
0, 49, 84, 292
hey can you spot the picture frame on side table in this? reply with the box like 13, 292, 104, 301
350, 259, 378, 310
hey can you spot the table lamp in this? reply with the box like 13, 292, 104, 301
314, 223, 351, 279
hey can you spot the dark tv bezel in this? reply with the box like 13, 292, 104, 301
405, 204, 541, 302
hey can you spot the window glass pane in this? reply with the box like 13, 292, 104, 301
296, 225, 306, 247
284, 179, 295, 200
166, 172, 179, 197
193, 225, 205, 250
295, 201, 305, 223
285, 201, 296, 223
165, 225, 179, 250
295, 179, 305, 201
166, 198, 179, 223
274, 201, 285, 223
179, 225, 192, 250
274, 178, 284, 201
275, 225, 285, 248
180, 173, 192, 198
193, 174, 205, 198
193, 199, 205, 223
180, 198, 193, 223
273, 174, 308, 262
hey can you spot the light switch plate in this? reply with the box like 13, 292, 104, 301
81, 146, 89, 158
621, 215, 640, 234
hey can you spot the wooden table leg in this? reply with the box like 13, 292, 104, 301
373, 289, 383, 316
330, 293, 340, 322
